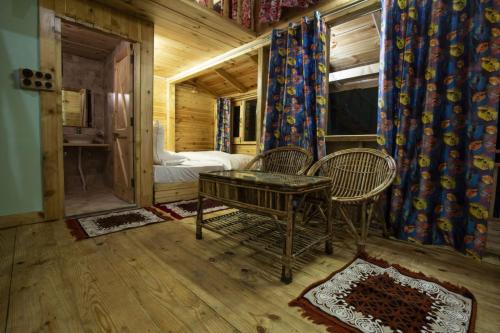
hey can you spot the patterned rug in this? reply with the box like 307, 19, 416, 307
66, 208, 171, 240
290, 253, 476, 333
155, 198, 228, 219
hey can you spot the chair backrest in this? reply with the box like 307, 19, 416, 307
245, 146, 313, 175
307, 148, 396, 201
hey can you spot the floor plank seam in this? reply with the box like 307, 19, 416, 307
122, 232, 243, 333
3, 227, 17, 333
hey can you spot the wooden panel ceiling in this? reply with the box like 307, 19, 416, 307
183, 52, 258, 97
92, 0, 257, 78
61, 21, 122, 60
330, 11, 381, 71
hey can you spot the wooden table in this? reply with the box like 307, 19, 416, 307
196, 170, 333, 283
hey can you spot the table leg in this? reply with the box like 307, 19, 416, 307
196, 195, 203, 240
281, 195, 295, 284
325, 189, 333, 255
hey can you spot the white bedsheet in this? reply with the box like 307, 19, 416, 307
154, 151, 254, 184
154, 160, 224, 183
176, 151, 253, 170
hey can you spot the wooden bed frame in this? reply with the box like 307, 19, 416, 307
154, 181, 199, 204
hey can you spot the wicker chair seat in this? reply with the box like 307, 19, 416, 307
307, 148, 396, 249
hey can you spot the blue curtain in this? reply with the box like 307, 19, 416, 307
377, 0, 499, 257
261, 11, 328, 161
215, 97, 231, 153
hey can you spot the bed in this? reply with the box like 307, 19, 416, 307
153, 151, 253, 203
153, 122, 254, 202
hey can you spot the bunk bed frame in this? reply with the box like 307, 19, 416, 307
154, 181, 199, 204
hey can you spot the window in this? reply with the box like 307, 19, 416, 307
244, 99, 257, 141
328, 87, 378, 135
231, 97, 257, 143
328, 10, 381, 136
232, 104, 241, 138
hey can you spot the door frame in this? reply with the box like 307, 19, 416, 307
39, 1, 154, 222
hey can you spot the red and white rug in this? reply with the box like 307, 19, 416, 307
290, 253, 476, 333
66, 208, 171, 240
155, 198, 228, 220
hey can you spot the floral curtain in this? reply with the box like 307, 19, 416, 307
377, 0, 499, 257
261, 11, 328, 161
215, 97, 232, 153
232, 0, 253, 29
259, 0, 320, 23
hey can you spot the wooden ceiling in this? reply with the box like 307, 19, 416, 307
330, 11, 381, 71
61, 21, 122, 60
182, 52, 259, 97
91, 0, 256, 78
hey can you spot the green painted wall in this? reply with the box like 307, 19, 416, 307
0, 0, 43, 216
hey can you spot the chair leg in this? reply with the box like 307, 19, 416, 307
325, 191, 333, 255
339, 205, 359, 243
360, 202, 376, 250
377, 201, 389, 237
358, 202, 367, 251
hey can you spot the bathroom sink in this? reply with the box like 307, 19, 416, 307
64, 133, 94, 144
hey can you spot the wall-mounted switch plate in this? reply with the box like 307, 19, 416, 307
19, 68, 55, 91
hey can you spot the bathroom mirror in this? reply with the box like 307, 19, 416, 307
62, 89, 93, 127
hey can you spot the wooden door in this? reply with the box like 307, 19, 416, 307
112, 43, 134, 203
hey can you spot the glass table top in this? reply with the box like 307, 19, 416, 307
199, 170, 331, 190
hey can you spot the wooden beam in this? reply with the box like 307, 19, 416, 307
214, 68, 247, 93
371, 11, 381, 38
223, 0, 230, 17
138, 23, 154, 207
40, 6, 64, 221
189, 79, 219, 97
167, 36, 271, 83
332, 76, 379, 92
325, 134, 377, 142
329, 63, 379, 82
255, 46, 269, 153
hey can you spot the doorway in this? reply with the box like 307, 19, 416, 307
61, 21, 136, 217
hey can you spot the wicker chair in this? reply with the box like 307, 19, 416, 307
307, 148, 396, 250
245, 146, 314, 175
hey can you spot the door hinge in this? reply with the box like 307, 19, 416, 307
131, 178, 135, 188
130, 116, 134, 127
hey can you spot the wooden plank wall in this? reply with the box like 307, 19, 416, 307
232, 144, 256, 155
153, 76, 168, 148
175, 86, 216, 152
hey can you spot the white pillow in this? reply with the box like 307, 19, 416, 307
162, 159, 186, 166
160, 150, 186, 163
153, 121, 174, 165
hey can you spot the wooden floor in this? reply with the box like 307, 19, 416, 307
1, 213, 500, 333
